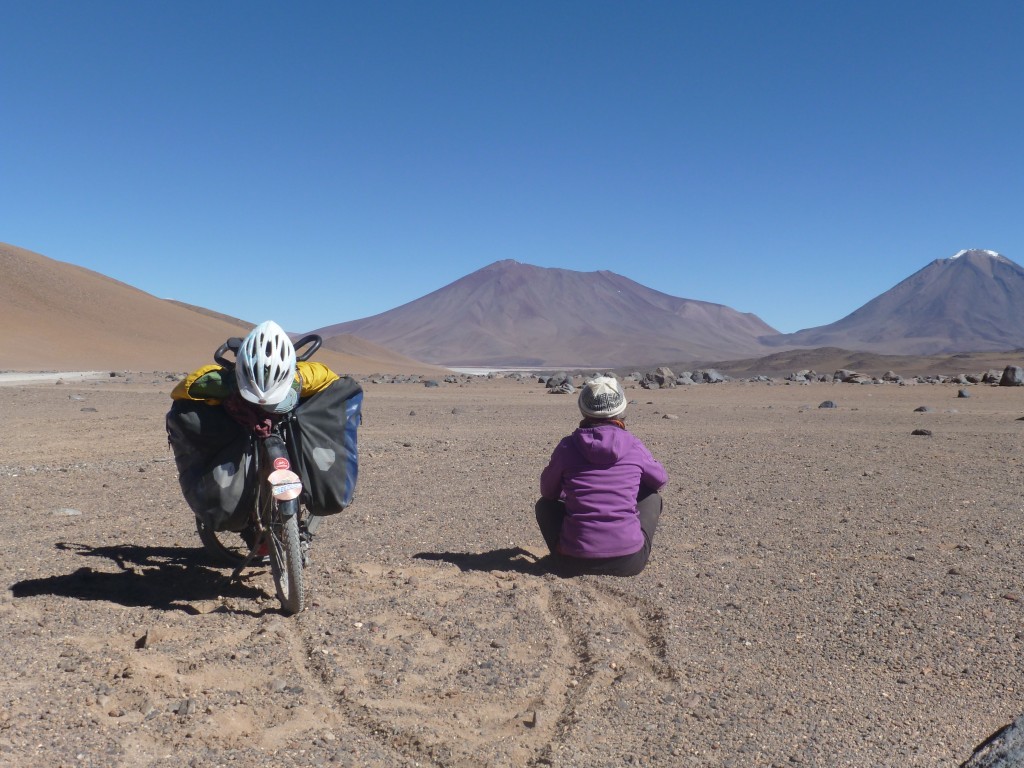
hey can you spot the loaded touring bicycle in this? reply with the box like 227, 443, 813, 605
166, 332, 362, 613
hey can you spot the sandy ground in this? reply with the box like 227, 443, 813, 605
0, 372, 108, 386
1, 372, 1022, 767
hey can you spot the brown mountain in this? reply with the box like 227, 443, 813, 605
0, 242, 439, 373
315, 260, 779, 367
761, 250, 1024, 355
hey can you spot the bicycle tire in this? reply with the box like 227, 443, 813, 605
268, 499, 305, 614
194, 515, 249, 567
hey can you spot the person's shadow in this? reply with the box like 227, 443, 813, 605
9, 542, 269, 615
413, 546, 555, 576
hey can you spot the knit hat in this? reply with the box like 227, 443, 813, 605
578, 376, 627, 419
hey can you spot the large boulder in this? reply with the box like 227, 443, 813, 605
545, 372, 573, 390
960, 714, 1024, 767
653, 367, 676, 387
999, 366, 1024, 387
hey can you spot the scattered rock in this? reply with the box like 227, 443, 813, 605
662, 413, 679, 420
134, 628, 164, 649
958, 389, 971, 398
914, 406, 933, 412
911, 429, 933, 436
176, 699, 197, 716
818, 401, 837, 409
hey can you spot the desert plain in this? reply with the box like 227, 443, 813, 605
1, 372, 1023, 767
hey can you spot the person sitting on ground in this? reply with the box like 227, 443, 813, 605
535, 375, 668, 577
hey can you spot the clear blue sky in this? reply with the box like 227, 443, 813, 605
3, 2, 1022, 334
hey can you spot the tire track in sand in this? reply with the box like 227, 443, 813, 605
297, 561, 575, 766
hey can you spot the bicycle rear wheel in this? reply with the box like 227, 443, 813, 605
267, 498, 305, 614
194, 515, 249, 567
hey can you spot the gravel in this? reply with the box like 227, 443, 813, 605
1, 374, 1021, 766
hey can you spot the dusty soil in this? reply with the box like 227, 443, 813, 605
2, 373, 1022, 767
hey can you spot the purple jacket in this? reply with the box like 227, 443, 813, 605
540, 424, 668, 559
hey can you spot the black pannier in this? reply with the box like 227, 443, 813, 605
287, 376, 363, 515
166, 375, 362, 531
166, 400, 256, 532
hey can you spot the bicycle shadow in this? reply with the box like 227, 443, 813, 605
9, 542, 271, 616
413, 546, 555, 576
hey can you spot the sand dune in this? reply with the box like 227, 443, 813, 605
0, 242, 441, 374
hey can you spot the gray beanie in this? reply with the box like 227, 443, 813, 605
578, 376, 627, 419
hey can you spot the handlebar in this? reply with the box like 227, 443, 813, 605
213, 333, 322, 367
214, 337, 243, 368
293, 334, 322, 362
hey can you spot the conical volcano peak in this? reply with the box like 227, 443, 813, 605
761, 248, 1024, 355
315, 260, 778, 366
950, 248, 1008, 262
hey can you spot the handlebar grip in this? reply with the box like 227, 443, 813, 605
214, 333, 319, 366
214, 337, 243, 368
293, 334, 322, 362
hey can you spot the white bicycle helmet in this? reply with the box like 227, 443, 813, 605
235, 320, 297, 406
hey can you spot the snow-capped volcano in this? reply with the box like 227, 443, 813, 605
951, 248, 1008, 262
761, 249, 1024, 355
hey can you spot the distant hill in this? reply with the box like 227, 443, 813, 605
9, 240, 1024, 374
315, 260, 779, 367
164, 300, 252, 328
0, 242, 439, 373
762, 250, 1024, 355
